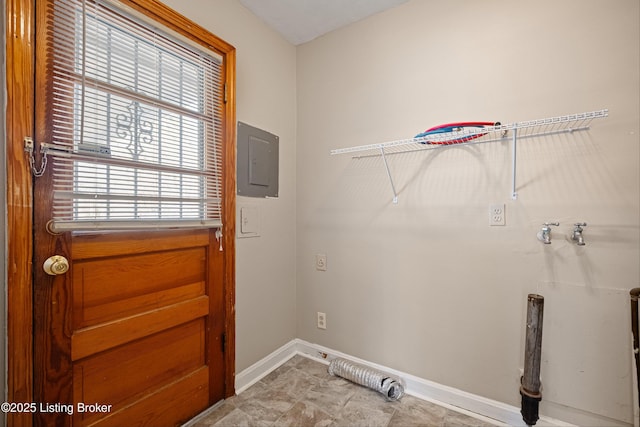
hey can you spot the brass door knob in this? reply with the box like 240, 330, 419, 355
43, 255, 69, 276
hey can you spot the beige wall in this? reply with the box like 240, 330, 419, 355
296, 1, 639, 426
159, 0, 298, 373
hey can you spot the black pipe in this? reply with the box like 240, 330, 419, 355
630, 288, 640, 409
520, 294, 544, 426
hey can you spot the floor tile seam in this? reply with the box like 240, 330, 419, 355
271, 398, 337, 427
232, 386, 303, 426
259, 368, 321, 421
382, 408, 399, 427
386, 406, 429, 427
287, 385, 312, 413
251, 371, 313, 408
292, 379, 360, 425
187, 400, 236, 427
211, 406, 254, 427
386, 400, 401, 427
357, 393, 402, 427
285, 384, 335, 421
332, 387, 400, 427
259, 364, 294, 386
286, 367, 325, 408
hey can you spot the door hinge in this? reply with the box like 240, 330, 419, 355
221, 333, 226, 353
223, 83, 228, 103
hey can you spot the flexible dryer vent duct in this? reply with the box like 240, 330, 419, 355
328, 358, 405, 401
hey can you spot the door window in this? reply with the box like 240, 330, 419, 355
47, 0, 224, 231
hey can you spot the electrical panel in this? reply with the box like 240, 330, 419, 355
237, 122, 279, 198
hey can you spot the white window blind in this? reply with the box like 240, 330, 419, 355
46, 0, 224, 232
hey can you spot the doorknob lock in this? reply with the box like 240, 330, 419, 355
43, 255, 69, 276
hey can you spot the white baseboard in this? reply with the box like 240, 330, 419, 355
235, 339, 576, 427
234, 339, 299, 394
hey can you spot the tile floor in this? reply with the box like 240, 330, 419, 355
185, 355, 499, 427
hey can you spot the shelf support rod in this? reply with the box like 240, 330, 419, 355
380, 147, 398, 204
511, 127, 518, 200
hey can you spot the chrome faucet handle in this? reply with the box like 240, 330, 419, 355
538, 222, 559, 244
572, 222, 587, 246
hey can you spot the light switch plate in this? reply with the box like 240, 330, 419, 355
238, 206, 260, 238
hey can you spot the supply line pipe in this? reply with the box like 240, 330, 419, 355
521, 294, 544, 426
630, 288, 640, 423
328, 358, 404, 401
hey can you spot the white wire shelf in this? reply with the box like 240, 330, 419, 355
330, 109, 608, 203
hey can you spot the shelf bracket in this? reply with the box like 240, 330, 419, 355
380, 147, 398, 204
511, 127, 518, 200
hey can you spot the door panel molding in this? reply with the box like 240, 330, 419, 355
71, 296, 209, 361
74, 367, 210, 427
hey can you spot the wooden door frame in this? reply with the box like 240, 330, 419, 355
5, 1, 236, 425
5, 0, 35, 425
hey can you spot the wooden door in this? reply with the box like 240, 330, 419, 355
27, 1, 237, 426
33, 229, 225, 426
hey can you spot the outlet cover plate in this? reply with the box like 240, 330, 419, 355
316, 254, 327, 271
490, 203, 506, 226
317, 312, 326, 329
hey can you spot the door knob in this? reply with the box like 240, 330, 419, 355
43, 255, 69, 276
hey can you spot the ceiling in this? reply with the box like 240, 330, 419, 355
239, 0, 409, 45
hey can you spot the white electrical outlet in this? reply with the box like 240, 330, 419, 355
317, 312, 327, 329
489, 203, 506, 226
316, 254, 327, 271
